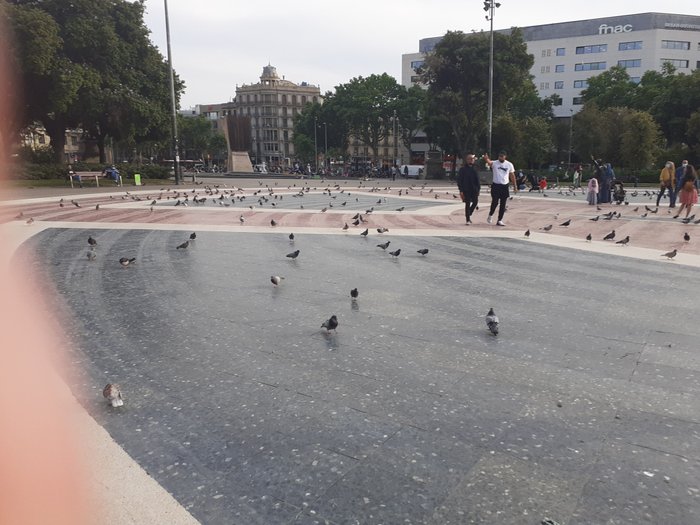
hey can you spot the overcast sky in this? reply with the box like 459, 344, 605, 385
142, 1, 699, 109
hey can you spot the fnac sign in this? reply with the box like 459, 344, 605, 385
598, 23, 633, 34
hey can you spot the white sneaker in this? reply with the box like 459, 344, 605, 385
487, 215, 493, 224
497, 220, 506, 226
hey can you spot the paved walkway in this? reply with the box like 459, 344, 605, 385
2, 178, 699, 524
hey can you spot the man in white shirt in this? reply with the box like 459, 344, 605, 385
483, 150, 516, 226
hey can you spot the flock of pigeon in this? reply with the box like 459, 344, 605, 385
523, 205, 688, 260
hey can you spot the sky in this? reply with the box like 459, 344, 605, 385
142, 1, 700, 109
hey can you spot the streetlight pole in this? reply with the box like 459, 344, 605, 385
567, 109, 574, 167
393, 110, 398, 169
323, 122, 328, 172
484, 1, 501, 157
313, 116, 318, 174
164, 0, 181, 185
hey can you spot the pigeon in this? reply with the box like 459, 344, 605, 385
321, 314, 338, 332
389, 248, 401, 257
26, 217, 34, 225
524, 229, 530, 238
485, 307, 499, 336
239, 215, 245, 224
376, 227, 389, 234
590, 216, 600, 222
342, 223, 349, 230
71, 200, 81, 208
103, 383, 124, 407
189, 232, 197, 240
270, 219, 277, 226
684, 232, 690, 242
350, 288, 359, 299
176, 240, 189, 250
286, 249, 300, 259
289, 233, 295, 241
119, 257, 136, 267
585, 233, 592, 242
640, 213, 648, 218
541, 224, 553, 232
603, 230, 616, 241
615, 235, 630, 246
14, 211, 24, 219
352, 219, 360, 226
662, 249, 677, 260
682, 215, 696, 224
417, 248, 429, 255
95, 204, 100, 211
87, 250, 96, 261
559, 219, 571, 227
396, 206, 405, 212
360, 229, 369, 237
270, 275, 284, 286
377, 241, 391, 250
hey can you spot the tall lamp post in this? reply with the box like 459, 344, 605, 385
313, 117, 318, 174
393, 110, 398, 169
483, 1, 501, 157
567, 109, 574, 167
164, 0, 181, 185
323, 122, 328, 172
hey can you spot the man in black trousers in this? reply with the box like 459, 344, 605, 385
457, 153, 481, 224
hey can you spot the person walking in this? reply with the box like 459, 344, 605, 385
657, 161, 676, 208
674, 164, 698, 219
484, 150, 516, 226
456, 153, 481, 224
674, 160, 689, 207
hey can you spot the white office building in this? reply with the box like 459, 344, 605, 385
403, 12, 700, 118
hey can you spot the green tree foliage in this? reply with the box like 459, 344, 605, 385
581, 65, 637, 109
331, 74, 404, 163
620, 110, 662, 172
178, 116, 227, 164
4, 0, 181, 163
420, 29, 535, 157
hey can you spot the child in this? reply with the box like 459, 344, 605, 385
587, 177, 599, 205
538, 177, 548, 192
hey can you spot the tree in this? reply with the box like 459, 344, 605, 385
420, 29, 535, 157
178, 115, 227, 165
332, 74, 404, 164
581, 65, 637, 109
395, 85, 426, 157
620, 110, 661, 172
4, 0, 181, 163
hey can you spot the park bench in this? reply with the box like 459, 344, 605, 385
69, 171, 122, 188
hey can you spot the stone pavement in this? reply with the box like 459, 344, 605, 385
2, 178, 700, 524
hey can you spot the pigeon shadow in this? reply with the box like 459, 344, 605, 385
322, 331, 339, 351
350, 299, 359, 312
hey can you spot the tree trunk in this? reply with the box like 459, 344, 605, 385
44, 118, 67, 164
97, 136, 106, 164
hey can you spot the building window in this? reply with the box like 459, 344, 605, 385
573, 97, 584, 105
281, 94, 287, 104
541, 49, 551, 57
553, 98, 563, 106
661, 58, 689, 69
573, 79, 589, 89
540, 65, 550, 74
410, 75, 421, 83
539, 82, 550, 90
410, 60, 424, 70
661, 40, 690, 50
619, 41, 643, 51
556, 47, 565, 56
554, 81, 564, 89
555, 64, 565, 73
618, 59, 641, 68
575, 61, 606, 71
301, 96, 307, 104
576, 44, 607, 54
292, 95, 297, 105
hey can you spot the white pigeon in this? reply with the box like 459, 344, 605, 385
103, 383, 124, 407
270, 275, 284, 286
485, 308, 499, 336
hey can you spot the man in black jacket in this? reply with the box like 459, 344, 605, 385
457, 153, 481, 224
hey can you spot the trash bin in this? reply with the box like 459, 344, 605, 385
134, 173, 141, 186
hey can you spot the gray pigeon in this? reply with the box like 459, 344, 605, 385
321, 314, 338, 332
486, 308, 499, 336
176, 240, 189, 250
271, 275, 284, 286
